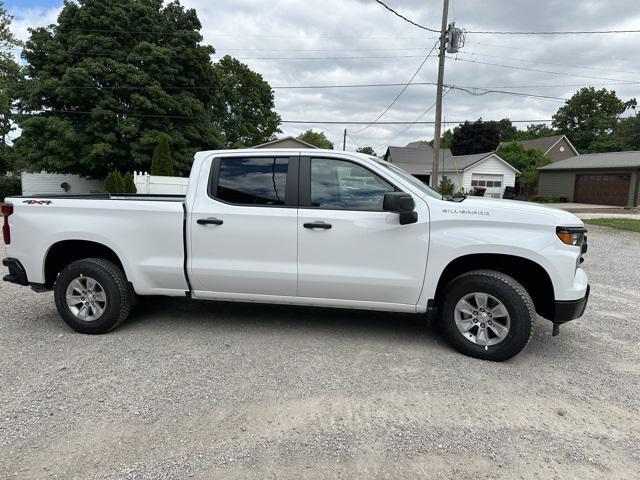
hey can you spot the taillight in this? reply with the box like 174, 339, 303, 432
1, 203, 13, 245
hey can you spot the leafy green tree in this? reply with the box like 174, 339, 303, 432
104, 171, 123, 193
14, 0, 227, 178
122, 171, 137, 193
356, 146, 376, 156
450, 119, 501, 155
497, 142, 551, 197
552, 87, 636, 152
0, 1, 22, 172
436, 177, 454, 196
297, 130, 333, 149
151, 135, 174, 176
0, 174, 20, 200
494, 118, 518, 142
516, 123, 557, 140
615, 115, 640, 151
214, 55, 281, 148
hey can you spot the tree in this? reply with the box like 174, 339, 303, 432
356, 146, 376, 156
104, 171, 124, 193
494, 118, 518, 142
151, 135, 174, 176
436, 177, 454, 196
0, 1, 22, 172
450, 119, 501, 155
615, 114, 640, 151
214, 55, 281, 148
297, 130, 333, 149
122, 171, 137, 193
516, 123, 557, 140
552, 87, 636, 153
497, 142, 551, 197
14, 0, 228, 178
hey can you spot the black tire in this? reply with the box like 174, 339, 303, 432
440, 269, 536, 361
53, 257, 132, 334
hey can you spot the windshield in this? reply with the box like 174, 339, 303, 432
373, 158, 443, 200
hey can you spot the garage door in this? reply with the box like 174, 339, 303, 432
471, 174, 504, 198
574, 174, 631, 206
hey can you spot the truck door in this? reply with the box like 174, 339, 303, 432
297, 156, 429, 306
189, 155, 299, 298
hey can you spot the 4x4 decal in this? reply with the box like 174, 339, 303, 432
23, 200, 52, 205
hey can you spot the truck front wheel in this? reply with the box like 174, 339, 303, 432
440, 270, 536, 361
53, 257, 132, 334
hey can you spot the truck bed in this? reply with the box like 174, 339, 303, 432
5, 194, 190, 296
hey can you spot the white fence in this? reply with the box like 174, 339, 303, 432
133, 172, 189, 195
21, 172, 103, 196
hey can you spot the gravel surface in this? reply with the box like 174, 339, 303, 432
1, 226, 639, 479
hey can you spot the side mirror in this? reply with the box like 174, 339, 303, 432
383, 192, 418, 225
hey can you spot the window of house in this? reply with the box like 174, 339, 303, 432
310, 158, 394, 210
214, 157, 289, 205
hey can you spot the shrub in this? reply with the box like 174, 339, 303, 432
151, 135, 174, 176
436, 177, 454, 196
0, 175, 21, 201
122, 172, 137, 193
104, 171, 125, 193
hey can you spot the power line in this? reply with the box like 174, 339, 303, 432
373, 0, 439, 33
449, 56, 639, 84
28, 80, 640, 91
63, 28, 430, 40
448, 85, 566, 102
374, 89, 450, 151
462, 50, 640, 77
467, 29, 640, 35
350, 40, 440, 134
14, 109, 553, 124
21, 81, 570, 103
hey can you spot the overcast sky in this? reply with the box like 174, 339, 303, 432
6, 0, 640, 153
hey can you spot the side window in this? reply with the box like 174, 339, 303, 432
310, 158, 394, 211
214, 157, 288, 206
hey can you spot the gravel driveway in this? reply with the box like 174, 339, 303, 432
1, 226, 639, 479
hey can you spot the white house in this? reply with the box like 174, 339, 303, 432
384, 143, 518, 198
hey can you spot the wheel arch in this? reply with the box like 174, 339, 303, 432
433, 253, 556, 320
43, 240, 127, 288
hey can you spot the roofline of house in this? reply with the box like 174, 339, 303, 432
546, 135, 579, 156
252, 136, 319, 149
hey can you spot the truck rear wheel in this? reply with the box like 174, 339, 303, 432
53, 257, 132, 334
440, 270, 536, 361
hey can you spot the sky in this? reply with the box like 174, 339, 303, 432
6, 0, 640, 153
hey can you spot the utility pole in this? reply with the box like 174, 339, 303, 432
431, 0, 449, 189
342, 128, 347, 151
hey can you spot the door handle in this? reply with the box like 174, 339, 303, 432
197, 217, 224, 226
303, 221, 332, 230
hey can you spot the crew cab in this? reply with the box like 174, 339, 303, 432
1, 149, 589, 360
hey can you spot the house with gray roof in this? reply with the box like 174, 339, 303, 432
500, 134, 578, 162
384, 142, 518, 198
538, 150, 640, 206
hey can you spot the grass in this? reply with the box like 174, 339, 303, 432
583, 218, 640, 233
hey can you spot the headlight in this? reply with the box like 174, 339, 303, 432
556, 226, 586, 247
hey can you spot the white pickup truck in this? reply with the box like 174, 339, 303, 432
2, 149, 589, 360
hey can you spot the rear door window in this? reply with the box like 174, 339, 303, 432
213, 157, 289, 206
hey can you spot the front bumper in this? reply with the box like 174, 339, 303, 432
553, 284, 590, 324
2, 257, 29, 286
